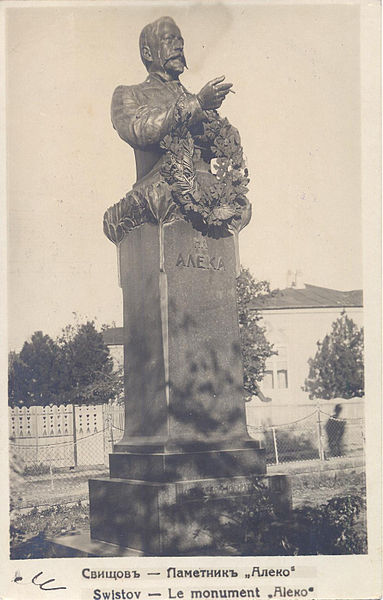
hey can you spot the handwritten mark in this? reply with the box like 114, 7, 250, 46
12, 570, 67, 591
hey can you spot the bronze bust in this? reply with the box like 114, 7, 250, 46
111, 16, 233, 184
105, 16, 250, 246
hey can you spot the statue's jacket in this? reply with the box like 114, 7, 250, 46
111, 71, 205, 187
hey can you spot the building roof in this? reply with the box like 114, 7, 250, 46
250, 284, 363, 310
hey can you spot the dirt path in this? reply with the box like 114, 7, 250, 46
17, 466, 108, 509
17, 458, 366, 511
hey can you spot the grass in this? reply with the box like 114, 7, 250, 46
10, 465, 367, 559
10, 501, 89, 559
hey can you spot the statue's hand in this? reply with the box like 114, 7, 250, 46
197, 75, 233, 110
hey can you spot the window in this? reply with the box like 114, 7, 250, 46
277, 369, 288, 389
263, 370, 274, 390
262, 346, 289, 391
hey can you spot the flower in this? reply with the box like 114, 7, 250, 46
160, 110, 251, 233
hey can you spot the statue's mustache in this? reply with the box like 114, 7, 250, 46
164, 53, 187, 67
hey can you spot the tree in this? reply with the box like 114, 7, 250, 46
57, 321, 114, 400
8, 320, 122, 407
9, 332, 62, 406
236, 266, 275, 395
304, 311, 364, 400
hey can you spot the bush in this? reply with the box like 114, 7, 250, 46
23, 463, 56, 476
199, 492, 367, 555
10, 501, 90, 559
264, 428, 319, 463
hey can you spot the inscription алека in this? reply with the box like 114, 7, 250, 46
175, 253, 225, 271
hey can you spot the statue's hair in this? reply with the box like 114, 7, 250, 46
139, 16, 178, 68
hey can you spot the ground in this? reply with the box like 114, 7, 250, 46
10, 457, 366, 558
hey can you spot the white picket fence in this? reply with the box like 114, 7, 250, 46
9, 403, 124, 468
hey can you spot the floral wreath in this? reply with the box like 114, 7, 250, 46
103, 109, 252, 245
159, 108, 251, 231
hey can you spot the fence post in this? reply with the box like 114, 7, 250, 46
272, 427, 279, 465
361, 422, 366, 455
317, 407, 325, 461
49, 458, 54, 491
72, 404, 78, 469
110, 411, 114, 450
102, 404, 106, 459
34, 407, 39, 464
103, 404, 114, 464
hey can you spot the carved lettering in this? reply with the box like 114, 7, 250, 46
176, 478, 261, 503
193, 236, 209, 252
186, 254, 196, 268
176, 253, 186, 267
197, 255, 206, 268
175, 252, 225, 271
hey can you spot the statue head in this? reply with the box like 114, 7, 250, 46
139, 16, 187, 79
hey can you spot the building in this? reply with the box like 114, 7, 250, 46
250, 273, 363, 406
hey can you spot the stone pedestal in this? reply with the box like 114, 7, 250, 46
115, 219, 247, 449
89, 471, 291, 555
89, 218, 291, 555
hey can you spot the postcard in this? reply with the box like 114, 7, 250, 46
1, 1, 381, 599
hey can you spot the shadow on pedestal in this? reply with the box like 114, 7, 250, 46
87, 443, 292, 556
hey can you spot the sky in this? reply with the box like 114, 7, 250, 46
6, 2, 363, 351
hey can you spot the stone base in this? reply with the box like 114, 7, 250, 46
47, 531, 144, 558
47, 530, 235, 557
109, 444, 266, 482
89, 474, 291, 555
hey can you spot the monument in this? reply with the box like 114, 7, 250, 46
87, 16, 291, 555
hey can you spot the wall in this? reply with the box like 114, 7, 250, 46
257, 306, 363, 404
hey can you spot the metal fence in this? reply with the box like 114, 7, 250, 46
247, 407, 365, 465
9, 402, 365, 473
